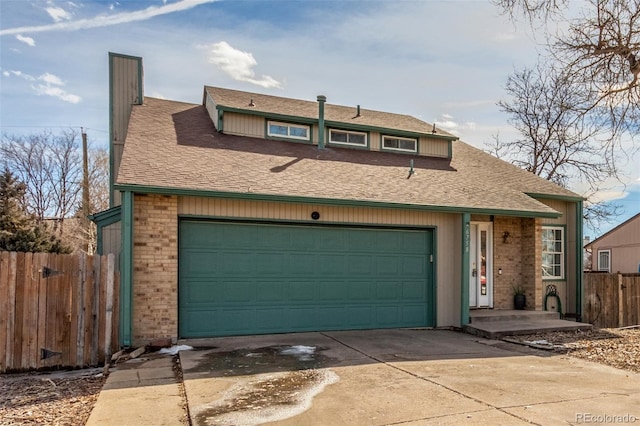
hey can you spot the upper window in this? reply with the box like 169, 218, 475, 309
382, 135, 417, 153
329, 129, 367, 147
267, 121, 310, 141
542, 226, 564, 279
597, 249, 611, 272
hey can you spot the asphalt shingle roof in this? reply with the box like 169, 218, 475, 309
205, 86, 458, 138
116, 97, 581, 216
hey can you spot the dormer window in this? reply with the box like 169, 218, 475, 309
383, 135, 417, 153
267, 121, 310, 141
329, 129, 367, 147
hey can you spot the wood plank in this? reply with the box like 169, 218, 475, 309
13, 252, 25, 370
97, 255, 107, 363
0, 252, 12, 372
112, 271, 120, 353
60, 254, 73, 367
76, 253, 86, 367
44, 253, 60, 368
67, 254, 79, 367
83, 255, 95, 366
35, 253, 48, 369
23, 252, 39, 369
104, 254, 115, 362
91, 255, 101, 366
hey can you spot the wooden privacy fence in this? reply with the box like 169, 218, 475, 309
583, 272, 640, 328
0, 252, 119, 373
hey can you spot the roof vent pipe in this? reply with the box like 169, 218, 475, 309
317, 95, 326, 150
356, 105, 361, 117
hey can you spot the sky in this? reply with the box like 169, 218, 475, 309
1, 0, 638, 238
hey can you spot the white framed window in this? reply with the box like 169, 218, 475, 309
597, 249, 611, 272
267, 121, 310, 141
382, 135, 417, 153
542, 226, 564, 279
329, 129, 367, 147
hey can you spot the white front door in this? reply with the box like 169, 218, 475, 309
469, 222, 493, 308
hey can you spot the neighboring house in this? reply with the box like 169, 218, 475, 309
584, 212, 640, 273
93, 53, 584, 347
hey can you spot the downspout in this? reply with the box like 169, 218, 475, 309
576, 200, 583, 321
317, 95, 326, 149
461, 213, 471, 325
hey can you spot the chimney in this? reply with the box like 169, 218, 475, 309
317, 95, 326, 150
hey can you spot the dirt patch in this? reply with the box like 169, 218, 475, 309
0, 370, 106, 425
507, 327, 640, 373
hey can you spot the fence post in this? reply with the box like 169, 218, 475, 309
618, 272, 623, 327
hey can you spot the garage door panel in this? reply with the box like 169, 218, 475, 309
255, 281, 285, 302
403, 256, 427, 275
181, 250, 220, 275
288, 281, 315, 301
402, 281, 426, 300
179, 221, 434, 337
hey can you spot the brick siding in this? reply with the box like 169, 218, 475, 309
132, 194, 178, 346
493, 217, 542, 310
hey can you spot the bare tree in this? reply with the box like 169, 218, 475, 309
1, 129, 109, 253
493, 0, 640, 143
488, 62, 622, 231
492, 0, 569, 23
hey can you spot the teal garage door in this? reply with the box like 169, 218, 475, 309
179, 220, 434, 337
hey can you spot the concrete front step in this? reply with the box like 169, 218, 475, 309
470, 309, 560, 322
463, 318, 593, 339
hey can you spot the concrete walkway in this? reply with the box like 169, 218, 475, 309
85, 353, 187, 425
87, 329, 640, 425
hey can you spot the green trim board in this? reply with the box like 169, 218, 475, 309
114, 184, 563, 219
178, 219, 435, 337
527, 193, 585, 202
89, 205, 122, 227
460, 213, 471, 325
214, 105, 457, 141
576, 200, 583, 320
89, 205, 121, 256
120, 191, 134, 347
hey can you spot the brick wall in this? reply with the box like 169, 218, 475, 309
521, 218, 542, 310
132, 194, 178, 346
493, 217, 542, 310
493, 217, 523, 309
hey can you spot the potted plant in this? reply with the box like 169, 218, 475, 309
512, 285, 526, 310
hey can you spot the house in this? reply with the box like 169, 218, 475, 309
94, 53, 585, 347
584, 212, 640, 273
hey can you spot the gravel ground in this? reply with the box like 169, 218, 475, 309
507, 327, 640, 373
1, 327, 638, 425
0, 369, 106, 425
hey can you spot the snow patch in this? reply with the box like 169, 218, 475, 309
159, 344, 193, 355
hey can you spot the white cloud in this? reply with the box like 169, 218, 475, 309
46, 6, 73, 22
16, 34, 35, 46
0, 0, 219, 36
207, 41, 283, 89
584, 190, 628, 205
4, 69, 81, 103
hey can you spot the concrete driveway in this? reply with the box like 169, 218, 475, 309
179, 329, 640, 425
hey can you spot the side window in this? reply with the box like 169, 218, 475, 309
329, 129, 367, 147
542, 226, 564, 279
382, 136, 417, 153
597, 249, 611, 272
267, 121, 310, 141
